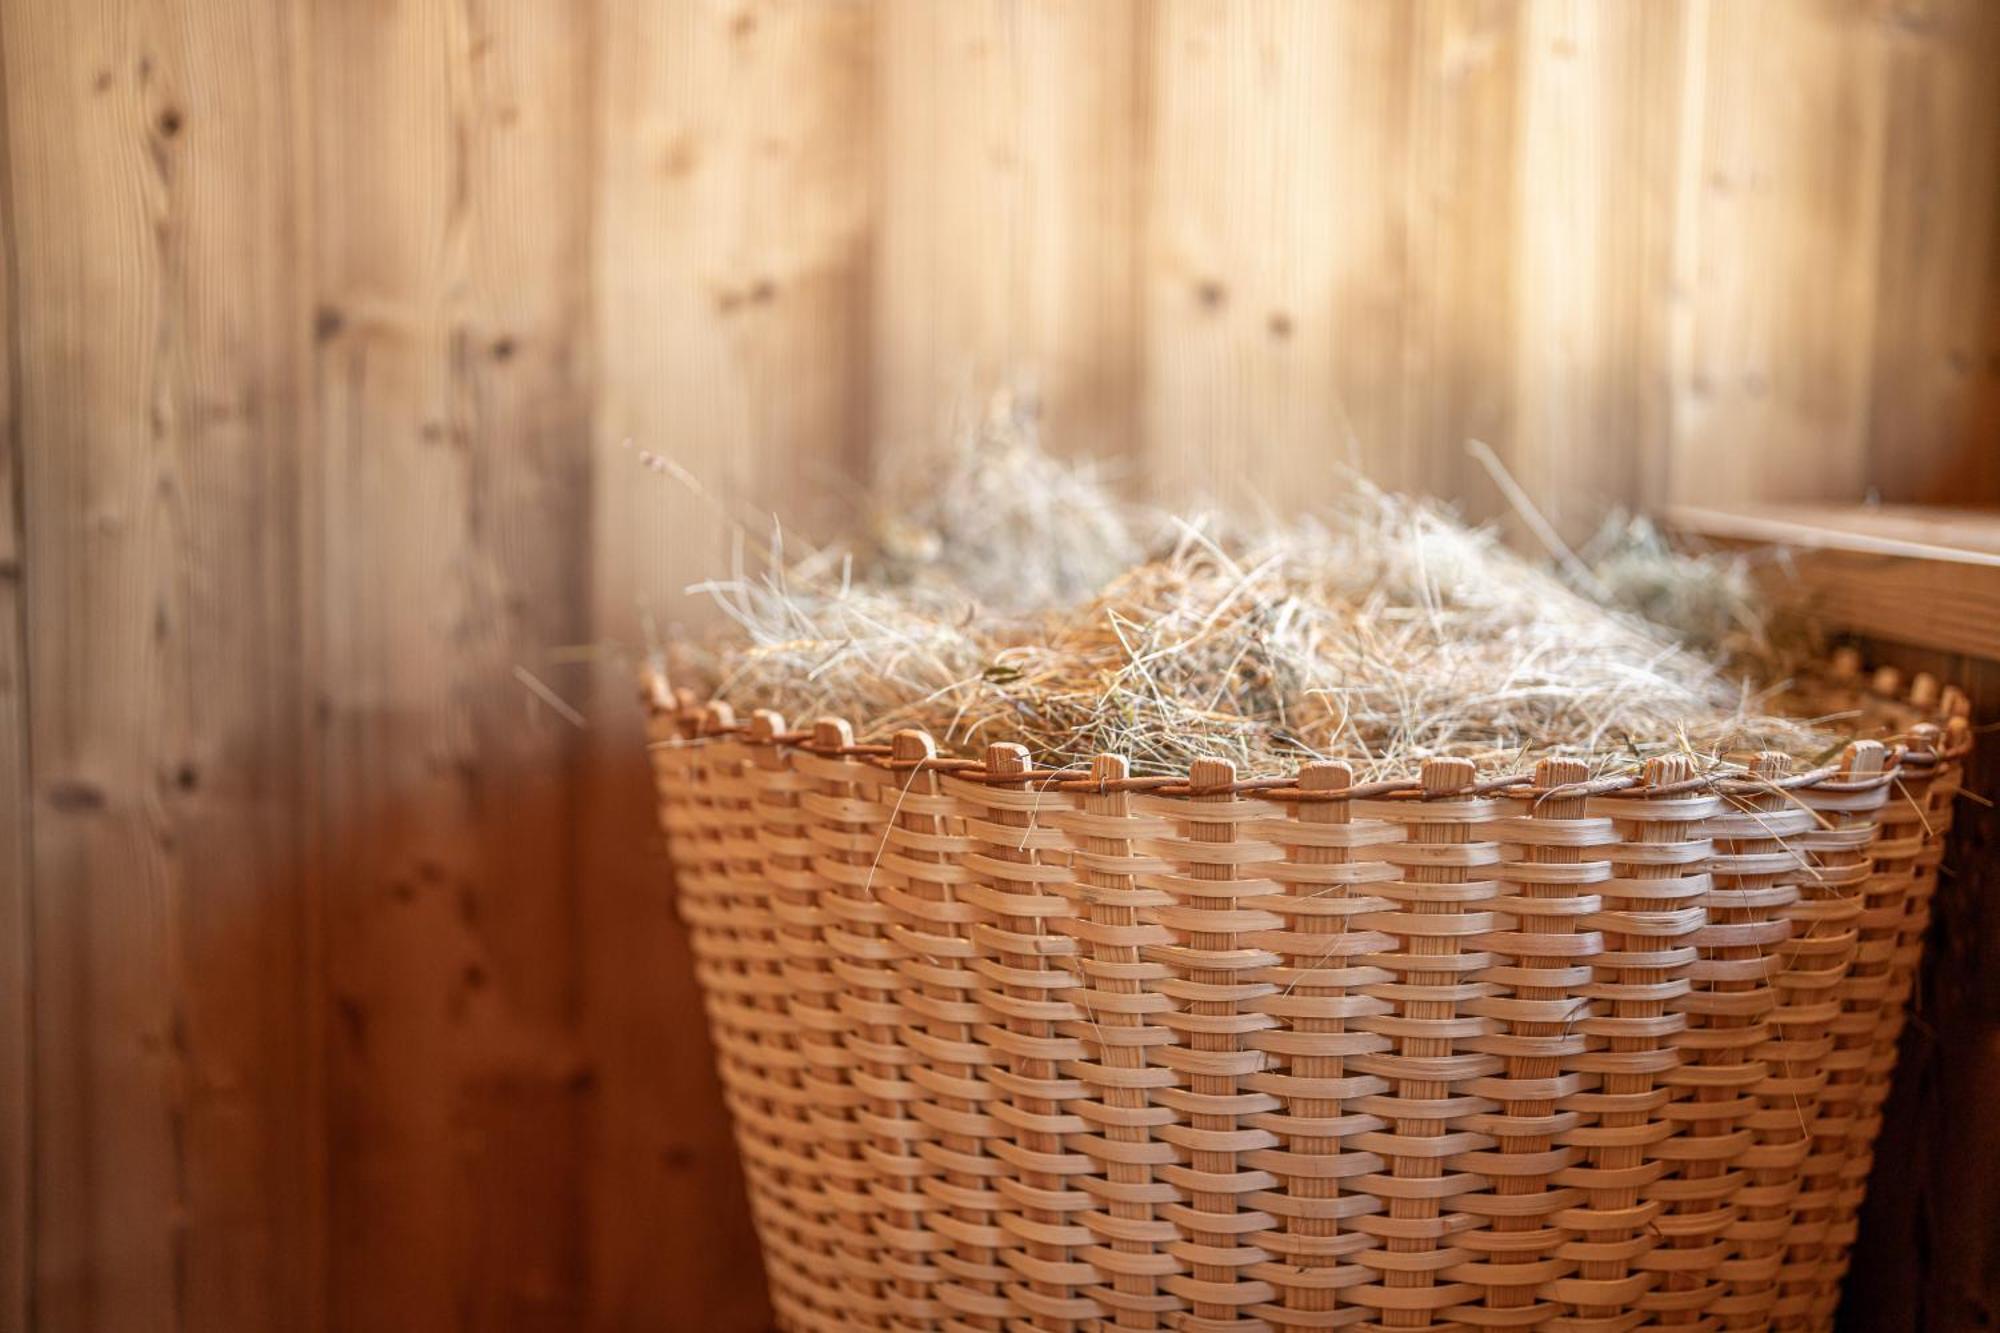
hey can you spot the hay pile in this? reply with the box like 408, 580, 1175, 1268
858, 393, 1145, 613
1579, 511, 1804, 665
675, 416, 1835, 779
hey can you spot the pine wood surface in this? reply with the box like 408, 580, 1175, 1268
2, 2, 1995, 1329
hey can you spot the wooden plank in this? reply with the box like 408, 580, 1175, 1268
1144, 1, 1541, 518
1143, 0, 1413, 508
1398, 0, 1527, 516
1672, 503, 2000, 662
1759, 551, 2000, 664
1865, 0, 2000, 505
1667, 0, 1893, 508
1508, 0, 1686, 542
2, 1, 316, 1329
1673, 502, 2000, 564
307, 2, 595, 1328
589, 1, 875, 1325
0, 18, 27, 1327
873, 0, 1139, 464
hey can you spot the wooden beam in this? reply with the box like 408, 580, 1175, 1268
1672, 502, 2000, 661
1672, 502, 2000, 564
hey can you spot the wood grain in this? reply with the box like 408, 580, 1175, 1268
0, 12, 25, 1325
1144, 0, 1401, 509
1673, 503, 2000, 663
1866, 0, 2000, 505
308, 1, 594, 1327
874, 0, 1139, 466
4, 1, 316, 1329
1668, 0, 1893, 508
1509, 0, 1686, 541
588, 1, 875, 1327
1141, 0, 1662, 536
1398, 0, 1527, 515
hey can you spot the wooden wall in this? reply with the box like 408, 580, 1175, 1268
2, 1, 1995, 1329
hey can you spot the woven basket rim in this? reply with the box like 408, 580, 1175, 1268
641, 662, 1970, 805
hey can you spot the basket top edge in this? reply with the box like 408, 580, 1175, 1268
639, 667, 1968, 802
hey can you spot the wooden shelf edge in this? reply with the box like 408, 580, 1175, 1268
1668, 503, 2000, 663
1669, 503, 2000, 569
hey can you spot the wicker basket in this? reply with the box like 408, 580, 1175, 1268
645, 664, 1969, 1332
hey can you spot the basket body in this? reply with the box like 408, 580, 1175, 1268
648, 695, 1961, 1333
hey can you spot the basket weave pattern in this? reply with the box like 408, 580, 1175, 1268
649, 687, 1963, 1333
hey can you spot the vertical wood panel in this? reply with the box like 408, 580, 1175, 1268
3, 1, 314, 1330
874, 0, 1138, 465
1866, 0, 2000, 504
1399, 0, 1527, 516
589, 1, 874, 1326
309, 2, 595, 1328
0, 13, 26, 1325
1143, 1, 1536, 518
1668, 0, 1892, 507
1509, 1, 1685, 541
1145, 0, 1402, 508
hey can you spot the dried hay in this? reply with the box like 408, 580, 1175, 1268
858, 392, 1147, 613
672, 416, 1839, 780
1580, 511, 1808, 665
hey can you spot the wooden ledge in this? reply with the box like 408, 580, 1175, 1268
1669, 503, 2000, 663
